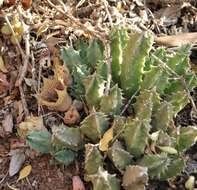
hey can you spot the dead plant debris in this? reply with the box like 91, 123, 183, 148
0, 0, 197, 190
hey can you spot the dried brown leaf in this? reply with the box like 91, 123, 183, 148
2, 113, 13, 133
53, 56, 72, 86
0, 56, 8, 73
99, 127, 113, 152
0, 72, 9, 86
37, 87, 72, 112
0, 72, 9, 94
39, 77, 64, 99
0, 144, 8, 156
37, 56, 72, 102
37, 20, 50, 37
17, 165, 32, 181
45, 37, 61, 56
17, 116, 46, 139
9, 149, 26, 176
36, 58, 72, 112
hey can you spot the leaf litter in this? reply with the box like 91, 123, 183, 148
0, 0, 197, 190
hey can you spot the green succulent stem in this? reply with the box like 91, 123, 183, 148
152, 54, 197, 114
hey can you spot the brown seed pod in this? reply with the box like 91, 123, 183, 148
21, 0, 32, 10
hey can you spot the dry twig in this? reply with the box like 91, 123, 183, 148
102, 0, 113, 28
2, 11, 29, 117
0, 171, 8, 185
120, 90, 140, 116
1, 11, 24, 56
46, 0, 108, 43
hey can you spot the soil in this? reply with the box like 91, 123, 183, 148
0, 0, 197, 190
0, 153, 75, 190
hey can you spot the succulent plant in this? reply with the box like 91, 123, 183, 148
87, 167, 120, 190
100, 85, 123, 115
53, 149, 76, 166
27, 131, 52, 154
84, 74, 105, 109
139, 154, 185, 180
133, 89, 153, 122
27, 27, 197, 190
123, 165, 148, 190
80, 112, 109, 142
52, 125, 83, 151
108, 141, 133, 170
84, 144, 103, 175
26, 127, 79, 166
122, 119, 150, 157
110, 28, 128, 83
